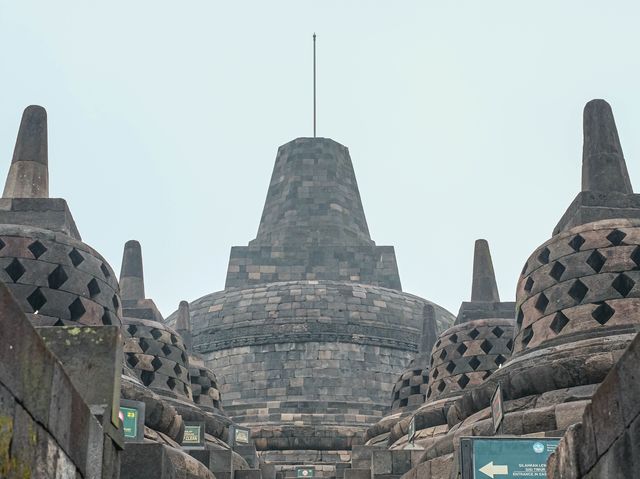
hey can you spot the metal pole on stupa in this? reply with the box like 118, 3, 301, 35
313, 33, 317, 138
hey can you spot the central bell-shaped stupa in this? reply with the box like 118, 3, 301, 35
166, 136, 454, 474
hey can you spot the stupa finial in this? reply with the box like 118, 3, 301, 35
471, 239, 500, 302
120, 240, 145, 301
3, 105, 49, 198
582, 99, 632, 194
176, 300, 192, 351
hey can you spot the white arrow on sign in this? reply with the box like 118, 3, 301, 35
479, 461, 509, 478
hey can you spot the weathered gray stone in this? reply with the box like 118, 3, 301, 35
3, 105, 48, 199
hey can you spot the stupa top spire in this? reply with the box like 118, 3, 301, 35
3, 105, 49, 199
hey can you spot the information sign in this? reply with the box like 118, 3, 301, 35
491, 384, 504, 433
296, 467, 315, 478
120, 406, 138, 438
460, 437, 560, 478
229, 425, 250, 446
119, 399, 145, 442
182, 421, 206, 450
408, 417, 416, 443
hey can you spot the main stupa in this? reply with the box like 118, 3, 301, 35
166, 137, 454, 474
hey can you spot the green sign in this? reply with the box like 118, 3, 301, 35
461, 437, 560, 478
296, 467, 315, 478
182, 422, 205, 449
119, 406, 138, 439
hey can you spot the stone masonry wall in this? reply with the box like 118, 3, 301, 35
0, 281, 119, 479
205, 341, 413, 450
547, 329, 640, 478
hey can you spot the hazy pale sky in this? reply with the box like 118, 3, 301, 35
1, 1, 639, 318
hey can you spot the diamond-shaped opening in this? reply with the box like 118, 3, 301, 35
426, 387, 432, 398
607, 229, 627, 246
592, 302, 615, 325
437, 381, 446, 392
612, 273, 635, 297
101, 310, 112, 325
534, 293, 549, 313
68, 248, 84, 267
538, 247, 550, 265
524, 277, 534, 293
495, 354, 507, 366
456, 343, 468, 355
410, 385, 421, 395
568, 280, 589, 303
112, 294, 119, 310
399, 398, 408, 407
631, 246, 640, 270
28, 240, 47, 259
522, 326, 534, 346
506, 339, 514, 351
469, 328, 480, 339
439, 349, 447, 360
517, 307, 524, 326
586, 250, 606, 273
151, 357, 163, 371
166, 377, 177, 390
550, 311, 570, 334
492, 326, 505, 338
449, 333, 458, 344
151, 329, 163, 340
480, 339, 493, 354
140, 371, 154, 386
483, 370, 493, 380
68, 297, 86, 321
100, 263, 111, 279
126, 354, 139, 368
27, 288, 47, 312
139, 338, 150, 353
161, 343, 172, 357
446, 361, 456, 374
127, 324, 138, 336
549, 262, 566, 281
432, 368, 439, 379
521, 262, 528, 276
457, 374, 470, 389
87, 278, 100, 298
5, 258, 25, 282
435, 339, 441, 348
568, 234, 585, 252
430, 356, 434, 366
468, 356, 481, 370
47, 265, 68, 290
402, 378, 410, 387
170, 334, 179, 345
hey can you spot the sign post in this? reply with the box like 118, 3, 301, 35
119, 399, 145, 443
229, 425, 250, 447
296, 467, 316, 478
182, 421, 206, 450
460, 437, 560, 478
490, 384, 504, 434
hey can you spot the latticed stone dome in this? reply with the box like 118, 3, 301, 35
426, 318, 514, 402
0, 224, 121, 327
123, 317, 192, 400
514, 218, 640, 355
0, 106, 121, 328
